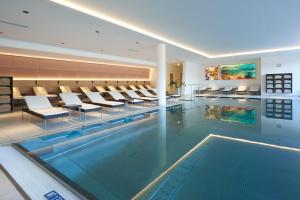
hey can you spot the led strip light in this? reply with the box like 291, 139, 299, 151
50, 0, 300, 58
132, 134, 300, 199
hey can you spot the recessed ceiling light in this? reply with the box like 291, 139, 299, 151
22, 10, 30, 14
177, 63, 180, 66
49, 0, 300, 58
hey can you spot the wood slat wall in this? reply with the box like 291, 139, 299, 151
0, 54, 151, 95
0, 54, 150, 80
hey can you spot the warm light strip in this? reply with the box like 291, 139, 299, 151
210, 134, 300, 152
132, 135, 212, 200
14, 78, 150, 81
49, 0, 211, 58
133, 134, 300, 199
0, 52, 151, 69
49, 0, 300, 58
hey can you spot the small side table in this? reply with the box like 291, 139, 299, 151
62, 104, 82, 120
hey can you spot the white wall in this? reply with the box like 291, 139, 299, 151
261, 54, 300, 96
182, 59, 261, 94
182, 61, 202, 94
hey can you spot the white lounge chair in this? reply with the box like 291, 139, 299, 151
198, 86, 209, 93
139, 89, 157, 98
118, 85, 128, 91
137, 85, 146, 89
59, 93, 101, 113
13, 87, 25, 100
145, 85, 152, 89
209, 86, 220, 93
85, 92, 125, 107
124, 90, 158, 101
107, 85, 117, 91
80, 86, 92, 94
235, 86, 247, 94
220, 87, 234, 94
24, 96, 69, 127
95, 86, 107, 93
248, 86, 260, 95
128, 85, 138, 90
59, 86, 82, 96
33, 87, 57, 98
109, 91, 144, 104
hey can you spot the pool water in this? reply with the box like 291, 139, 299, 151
16, 98, 300, 200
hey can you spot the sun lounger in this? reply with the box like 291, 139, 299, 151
59, 93, 101, 113
13, 87, 24, 100
109, 91, 144, 104
59, 86, 82, 96
220, 86, 234, 94
80, 86, 92, 94
85, 92, 125, 107
33, 87, 57, 98
198, 86, 209, 93
235, 86, 247, 94
139, 89, 157, 98
128, 85, 138, 90
124, 90, 158, 101
248, 86, 260, 95
118, 85, 128, 91
24, 96, 69, 127
107, 85, 117, 91
95, 86, 107, 93
145, 85, 152, 89
137, 85, 146, 89
209, 86, 220, 93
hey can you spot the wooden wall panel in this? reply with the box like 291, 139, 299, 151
0, 54, 151, 95
0, 54, 150, 80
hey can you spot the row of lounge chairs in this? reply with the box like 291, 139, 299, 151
197, 86, 260, 95
13, 84, 159, 101
20, 85, 162, 127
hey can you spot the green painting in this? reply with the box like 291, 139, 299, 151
221, 63, 256, 80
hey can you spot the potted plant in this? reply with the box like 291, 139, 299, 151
170, 80, 181, 95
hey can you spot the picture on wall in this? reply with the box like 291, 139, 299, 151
205, 66, 219, 80
221, 63, 256, 80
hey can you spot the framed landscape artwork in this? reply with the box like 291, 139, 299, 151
221, 63, 256, 80
205, 66, 219, 80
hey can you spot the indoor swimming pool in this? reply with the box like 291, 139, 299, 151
15, 98, 300, 200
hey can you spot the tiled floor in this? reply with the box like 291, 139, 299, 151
0, 146, 80, 200
0, 101, 180, 145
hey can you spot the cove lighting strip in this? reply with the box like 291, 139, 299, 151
132, 134, 300, 199
50, 0, 300, 58
0, 52, 151, 69
13, 78, 150, 81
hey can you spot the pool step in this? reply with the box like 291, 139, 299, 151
149, 154, 202, 200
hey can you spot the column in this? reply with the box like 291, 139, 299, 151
157, 43, 167, 106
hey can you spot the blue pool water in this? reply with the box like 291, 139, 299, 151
17, 98, 300, 200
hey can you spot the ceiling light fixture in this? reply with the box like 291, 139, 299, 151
22, 10, 30, 14
49, 0, 300, 59
95, 30, 100, 34
49, 0, 210, 58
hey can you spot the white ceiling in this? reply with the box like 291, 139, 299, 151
0, 0, 199, 66
64, 0, 300, 56
1, 0, 300, 66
